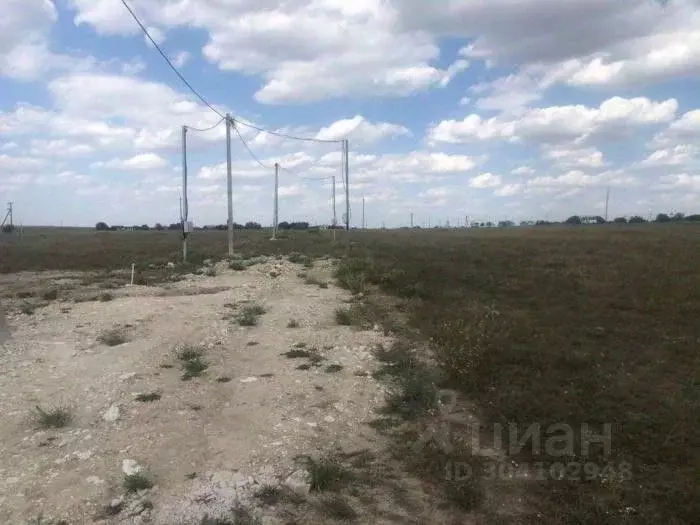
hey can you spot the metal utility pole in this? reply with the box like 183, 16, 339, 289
226, 114, 234, 256
332, 175, 337, 228
181, 126, 189, 262
272, 162, 279, 239
344, 139, 350, 231
604, 187, 610, 222
362, 197, 365, 229
410, 212, 414, 228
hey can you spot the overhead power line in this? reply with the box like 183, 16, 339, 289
233, 119, 344, 144
231, 119, 272, 170
185, 117, 225, 132
120, 0, 345, 144
119, 0, 224, 118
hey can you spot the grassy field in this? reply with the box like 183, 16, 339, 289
2, 224, 699, 523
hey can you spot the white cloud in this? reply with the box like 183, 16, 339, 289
470, 173, 502, 188
528, 169, 636, 188
428, 96, 677, 145
639, 145, 698, 167
512, 166, 535, 176
543, 147, 606, 168
657, 173, 700, 192
495, 183, 522, 197
68, 0, 471, 104
173, 51, 191, 68
315, 115, 411, 144
95, 153, 168, 171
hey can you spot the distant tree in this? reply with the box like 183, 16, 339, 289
565, 215, 582, 225
594, 216, 606, 224
655, 213, 671, 223
486, 221, 493, 227
498, 220, 514, 227
629, 216, 647, 223
96, 221, 109, 231
672, 212, 685, 221
686, 214, 700, 221
1, 224, 14, 233
154, 223, 164, 230
244, 221, 261, 229
140, 224, 150, 230
168, 223, 181, 230
613, 217, 628, 224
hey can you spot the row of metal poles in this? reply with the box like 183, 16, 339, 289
180, 114, 349, 262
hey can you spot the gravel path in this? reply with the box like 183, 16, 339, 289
0, 258, 434, 524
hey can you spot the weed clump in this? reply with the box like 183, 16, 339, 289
98, 328, 127, 346
123, 472, 153, 493
235, 304, 266, 326
33, 405, 72, 429
287, 318, 300, 328
135, 392, 161, 402
178, 345, 208, 380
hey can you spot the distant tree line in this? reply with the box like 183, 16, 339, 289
94, 220, 313, 231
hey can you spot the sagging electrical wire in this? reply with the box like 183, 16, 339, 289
185, 117, 225, 132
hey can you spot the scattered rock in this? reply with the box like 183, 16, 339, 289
120, 373, 137, 382
75, 449, 94, 460
86, 476, 104, 485
109, 496, 124, 512
285, 470, 310, 496
324, 415, 336, 423
166, 262, 175, 269
240, 376, 258, 383
122, 459, 143, 476
103, 404, 120, 422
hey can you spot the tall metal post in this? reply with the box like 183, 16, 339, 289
344, 139, 350, 231
605, 187, 610, 222
410, 212, 414, 228
362, 197, 365, 229
226, 114, 234, 256
272, 162, 279, 239
332, 175, 337, 228
181, 125, 188, 262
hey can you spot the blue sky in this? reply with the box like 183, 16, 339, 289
2, 0, 700, 227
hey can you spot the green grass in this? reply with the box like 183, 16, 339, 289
177, 345, 204, 361
135, 392, 161, 402
98, 328, 126, 346
334, 307, 353, 325
235, 303, 266, 326
283, 348, 312, 358
123, 472, 153, 493
303, 455, 354, 492
41, 289, 58, 301
177, 344, 208, 380
4, 225, 700, 523
228, 261, 246, 271
33, 405, 72, 429
19, 302, 35, 315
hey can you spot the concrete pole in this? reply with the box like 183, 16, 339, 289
332, 175, 337, 227
272, 162, 279, 239
226, 115, 234, 256
344, 140, 350, 231
362, 197, 365, 229
181, 125, 188, 262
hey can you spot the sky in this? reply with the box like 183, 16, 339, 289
2, 0, 700, 228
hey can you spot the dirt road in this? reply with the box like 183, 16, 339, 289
0, 258, 450, 524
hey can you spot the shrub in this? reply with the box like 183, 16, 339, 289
33, 405, 73, 429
